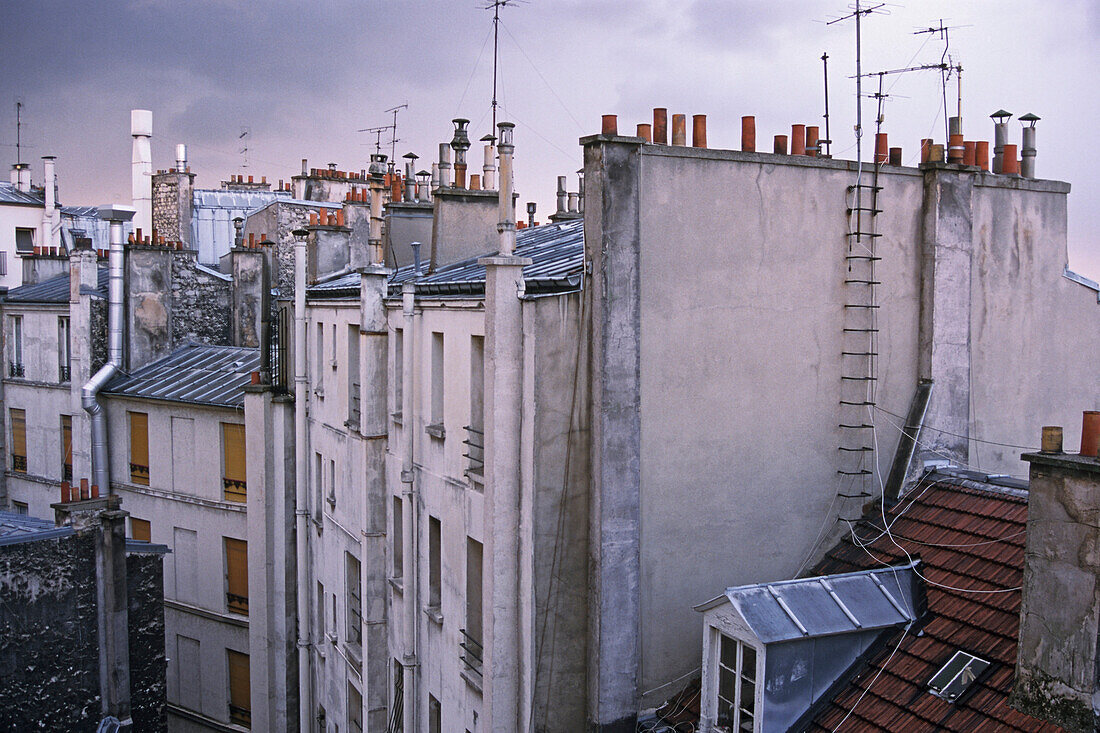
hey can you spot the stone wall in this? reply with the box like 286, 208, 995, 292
128, 550, 168, 730
152, 172, 194, 245
170, 250, 230, 348
0, 532, 100, 730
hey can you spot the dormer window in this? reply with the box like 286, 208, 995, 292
716, 633, 757, 732
928, 650, 990, 702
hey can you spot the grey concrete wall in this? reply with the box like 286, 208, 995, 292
530, 291, 591, 732
1014, 453, 1100, 732
307, 225, 351, 282
127, 247, 174, 369
384, 201, 433, 269
430, 190, 498, 271
21, 254, 69, 285
231, 250, 266, 348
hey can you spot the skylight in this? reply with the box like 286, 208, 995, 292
928, 650, 991, 702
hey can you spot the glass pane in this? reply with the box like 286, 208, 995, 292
720, 635, 737, 670
741, 680, 755, 714
739, 712, 754, 733
741, 645, 756, 681
716, 696, 734, 726
719, 667, 735, 704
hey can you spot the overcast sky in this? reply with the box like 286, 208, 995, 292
2, 1, 1098, 276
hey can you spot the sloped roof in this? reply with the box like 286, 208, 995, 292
104, 343, 259, 408
5, 267, 109, 303
307, 219, 584, 300
0, 511, 73, 546
698, 563, 921, 644
806, 474, 1065, 732
0, 182, 44, 206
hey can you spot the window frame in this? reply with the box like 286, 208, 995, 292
227, 649, 251, 727
225, 536, 249, 616
128, 411, 150, 485
346, 552, 362, 647
10, 408, 26, 473
714, 631, 758, 733
9, 315, 23, 378
57, 316, 71, 382
221, 422, 247, 502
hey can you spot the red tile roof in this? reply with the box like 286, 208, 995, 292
807, 475, 1065, 733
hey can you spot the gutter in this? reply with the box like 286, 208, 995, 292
83, 205, 135, 493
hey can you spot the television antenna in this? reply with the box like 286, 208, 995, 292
358, 126, 389, 156
239, 126, 251, 172
915, 21, 967, 142
382, 104, 408, 162
481, 0, 527, 132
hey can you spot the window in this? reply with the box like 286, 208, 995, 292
57, 317, 71, 382
716, 633, 756, 732
222, 423, 246, 502
428, 516, 441, 611
60, 415, 72, 482
176, 635, 202, 711
14, 227, 34, 253
131, 518, 151, 542
326, 458, 336, 508
173, 527, 198, 603
465, 336, 485, 475
348, 682, 363, 733
928, 650, 991, 702
314, 322, 324, 394
347, 324, 360, 428
10, 408, 26, 473
313, 452, 323, 520
12, 501, 27, 515
9, 316, 23, 378
346, 553, 362, 646
225, 537, 249, 615
0, 251, 7, 276
393, 660, 404, 727
462, 537, 483, 680
393, 328, 403, 416
227, 649, 251, 727
392, 497, 403, 580
430, 332, 444, 430
128, 412, 149, 485
317, 582, 325, 640
428, 694, 441, 733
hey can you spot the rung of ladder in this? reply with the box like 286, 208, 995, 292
843, 303, 880, 309
842, 328, 879, 333
845, 255, 882, 262
841, 376, 877, 382
839, 423, 874, 429
839, 400, 876, 406
844, 279, 881, 285
847, 184, 882, 192
846, 207, 882, 215
837, 470, 873, 476
841, 351, 877, 356
839, 489, 872, 496
838, 446, 873, 452
846, 232, 882, 238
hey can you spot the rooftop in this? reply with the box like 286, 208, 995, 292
0, 182, 45, 207
806, 474, 1064, 732
104, 342, 259, 409
5, 267, 109, 304
0, 511, 73, 546
306, 218, 584, 300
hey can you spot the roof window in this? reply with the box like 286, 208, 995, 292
928, 650, 990, 701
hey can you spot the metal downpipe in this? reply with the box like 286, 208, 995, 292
400, 281, 418, 733
83, 206, 134, 493
293, 228, 312, 731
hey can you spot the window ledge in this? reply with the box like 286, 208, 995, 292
391, 411, 403, 425
461, 669, 483, 695
424, 605, 443, 625
425, 423, 445, 440
388, 577, 404, 594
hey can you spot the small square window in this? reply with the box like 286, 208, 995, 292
928, 650, 990, 702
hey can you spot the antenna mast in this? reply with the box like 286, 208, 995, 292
15, 100, 23, 165
383, 104, 408, 163
484, 0, 522, 131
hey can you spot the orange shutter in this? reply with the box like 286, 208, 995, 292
61, 415, 72, 476
129, 412, 149, 485
227, 649, 251, 725
131, 518, 151, 542
222, 423, 246, 502
225, 537, 249, 615
10, 409, 26, 472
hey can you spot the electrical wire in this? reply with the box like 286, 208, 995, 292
873, 409, 1030, 480
499, 20, 585, 133
455, 25, 495, 117
830, 620, 913, 733
873, 404, 1040, 451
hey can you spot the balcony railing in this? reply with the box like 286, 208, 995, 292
8, 362, 24, 378
129, 463, 149, 485
58, 364, 70, 382
229, 704, 251, 727
62, 464, 73, 482
223, 477, 247, 503
12, 455, 26, 472
227, 592, 249, 616
459, 628, 483, 681
463, 426, 484, 476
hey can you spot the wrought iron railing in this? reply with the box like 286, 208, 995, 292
223, 477, 247, 502
8, 362, 24, 378
268, 307, 290, 393
63, 464, 73, 482
459, 628, 483, 680
229, 704, 251, 727
12, 455, 26, 472
227, 592, 249, 616
59, 364, 70, 382
129, 463, 149, 485
463, 426, 484, 475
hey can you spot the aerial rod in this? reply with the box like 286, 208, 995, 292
822, 52, 831, 157
482, 0, 524, 133
851, 62, 948, 78
383, 104, 408, 164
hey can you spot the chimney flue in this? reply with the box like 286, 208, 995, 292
496, 122, 516, 257
526, 201, 536, 228
176, 144, 187, 172
636, 123, 652, 143
556, 176, 567, 215
450, 118, 471, 189
791, 124, 806, 156
692, 115, 707, 148
991, 109, 1012, 173
130, 109, 153, 235
481, 134, 497, 190
773, 135, 788, 155
601, 114, 618, 136
653, 108, 668, 145
741, 116, 756, 152
1040, 425, 1064, 454
671, 114, 686, 146
1081, 411, 1100, 457
1020, 113, 1040, 179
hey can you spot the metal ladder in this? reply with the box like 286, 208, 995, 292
837, 159, 883, 521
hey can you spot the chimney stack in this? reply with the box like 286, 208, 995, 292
368, 153, 387, 265
653, 108, 668, 145
438, 142, 453, 188
450, 118, 471, 189
41, 156, 60, 250
130, 109, 153, 236
481, 134, 497, 190
671, 114, 686, 146
13, 163, 31, 192
1014, 419, 1100, 731
403, 152, 418, 202
496, 122, 516, 256
526, 201, 536, 228
556, 176, 567, 216
741, 116, 756, 152
991, 109, 1012, 174
692, 115, 707, 148
1020, 113, 1040, 179
175, 144, 187, 172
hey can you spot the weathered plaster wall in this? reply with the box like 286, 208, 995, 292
430, 190, 498, 271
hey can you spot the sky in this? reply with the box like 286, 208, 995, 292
2, 0, 1098, 277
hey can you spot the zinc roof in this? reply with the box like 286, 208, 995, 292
0, 511, 74, 546
104, 343, 259, 408
5, 268, 109, 303
807, 475, 1065, 733
701, 563, 921, 644
0, 182, 44, 206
